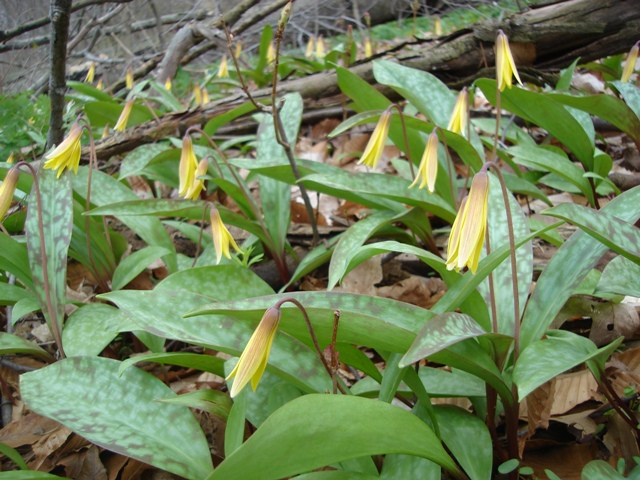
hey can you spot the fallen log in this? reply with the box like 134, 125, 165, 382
89, 0, 640, 160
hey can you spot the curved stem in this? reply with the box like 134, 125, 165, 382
16, 161, 65, 358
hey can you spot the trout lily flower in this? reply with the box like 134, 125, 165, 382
358, 108, 392, 170
85, 62, 95, 83
364, 38, 373, 58
622, 41, 639, 83
409, 130, 439, 193
226, 306, 281, 397
447, 88, 468, 136
305, 37, 315, 58
125, 67, 134, 90
235, 40, 243, 58
164, 77, 172, 91
316, 36, 325, 59
218, 55, 229, 78
210, 207, 242, 264
267, 41, 276, 64
178, 134, 198, 197
0, 167, 19, 221
446, 171, 490, 273
44, 122, 83, 177
114, 98, 134, 132
496, 30, 522, 91
183, 159, 208, 200
193, 83, 203, 106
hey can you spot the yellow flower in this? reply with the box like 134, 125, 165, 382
267, 41, 275, 64
364, 38, 372, 58
447, 87, 468, 136
235, 40, 243, 59
178, 134, 198, 197
218, 55, 229, 78
184, 159, 208, 200
226, 306, 281, 397
305, 37, 315, 58
125, 67, 134, 90
446, 171, 489, 273
0, 168, 19, 221
358, 108, 392, 170
495, 30, 522, 91
164, 77, 172, 90
193, 83, 202, 106
86, 62, 95, 83
202, 88, 210, 105
114, 98, 134, 132
210, 207, 242, 264
434, 16, 442, 36
621, 41, 639, 83
409, 130, 439, 192
43, 122, 83, 178
316, 36, 325, 59
6, 153, 14, 164
96, 78, 103, 90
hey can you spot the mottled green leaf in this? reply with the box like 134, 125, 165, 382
20, 357, 214, 479
521, 186, 640, 350
67, 81, 116, 102
83, 100, 154, 129
119, 143, 172, 179
119, 352, 226, 377
156, 264, 274, 299
0, 332, 53, 361
581, 460, 625, 480
0, 234, 33, 291
207, 395, 461, 480
100, 290, 331, 394
543, 202, 640, 264
111, 246, 171, 291
62, 304, 122, 357
0, 283, 35, 305
26, 165, 73, 350
157, 389, 232, 419
596, 255, 640, 297
296, 472, 379, 480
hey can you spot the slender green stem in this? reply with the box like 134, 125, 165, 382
492, 85, 501, 161
16, 161, 65, 358
390, 105, 414, 178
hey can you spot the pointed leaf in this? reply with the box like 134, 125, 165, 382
62, 304, 122, 357
207, 395, 461, 480
157, 389, 232, 419
596, 255, 640, 297
20, 357, 213, 479
0, 332, 53, 361
111, 246, 171, 291
119, 352, 225, 377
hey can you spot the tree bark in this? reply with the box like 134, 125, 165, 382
47, 0, 73, 148
90, 0, 640, 159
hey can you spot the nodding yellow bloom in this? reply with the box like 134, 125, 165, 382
267, 41, 276, 64
218, 55, 229, 78
86, 62, 95, 83
43, 122, 83, 178
226, 306, 281, 397
410, 130, 439, 193
102, 125, 109, 139
358, 108, 392, 170
193, 83, 202, 106
178, 135, 198, 197
235, 40, 243, 59
621, 41, 640, 83
364, 38, 373, 58
447, 87, 469, 136
184, 159, 208, 200
434, 16, 442, 36
316, 36, 325, 59
305, 37, 315, 58
495, 30, 522, 91
0, 168, 19, 221
210, 207, 242, 264
446, 171, 489, 273
125, 67, 134, 90
202, 88, 210, 105
96, 78, 103, 90
6, 153, 14, 164
114, 98, 134, 132
164, 77, 172, 90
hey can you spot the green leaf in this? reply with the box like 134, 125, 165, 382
157, 389, 232, 419
0, 332, 53, 361
111, 246, 171, 290
520, 185, 640, 351
328, 210, 399, 289
435, 405, 492, 480
100, 290, 332, 394
477, 79, 595, 170
83, 101, 154, 129
0, 473, 71, 479
156, 264, 274, 299
0, 234, 33, 291
20, 357, 214, 479
119, 352, 226, 378
556, 58, 580, 91
543, 202, 640, 264
295, 472, 380, 480
67, 81, 116, 103
0, 441, 29, 470
581, 460, 626, 480
380, 454, 440, 480
596, 255, 640, 297
62, 304, 122, 357
207, 395, 461, 480
119, 143, 172, 179
0, 283, 35, 305
204, 102, 257, 136
513, 330, 623, 400
11, 297, 41, 325
73, 167, 177, 272
26, 165, 73, 349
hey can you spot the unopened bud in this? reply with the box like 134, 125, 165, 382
0, 168, 19, 221
278, 1, 293, 31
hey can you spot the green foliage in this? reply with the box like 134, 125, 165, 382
0, 91, 49, 160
